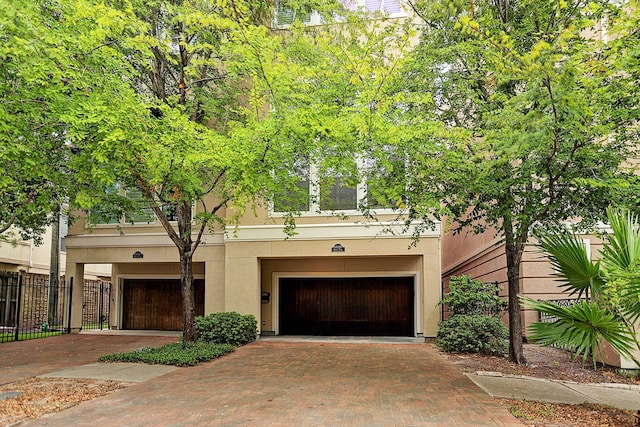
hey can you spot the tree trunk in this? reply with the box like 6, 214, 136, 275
176, 201, 196, 343
505, 239, 526, 364
48, 206, 60, 326
179, 250, 196, 343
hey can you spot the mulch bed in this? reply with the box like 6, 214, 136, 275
0, 377, 127, 425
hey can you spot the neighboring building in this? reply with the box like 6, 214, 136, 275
1, 221, 111, 333
0, 220, 110, 280
442, 227, 640, 369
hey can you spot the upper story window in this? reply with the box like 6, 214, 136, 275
271, 153, 401, 216
274, 0, 406, 27
123, 188, 156, 224
88, 184, 180, 226
274, 2, 322, 27
354, 0, 405, 16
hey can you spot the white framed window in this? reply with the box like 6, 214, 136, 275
274, 0, 406, 28
271, 153, 400, 216
88, 185, 183, 226
124, 188, 156, 224
347, 0, 406, 17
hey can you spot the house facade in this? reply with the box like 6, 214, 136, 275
65, 202, 442, 338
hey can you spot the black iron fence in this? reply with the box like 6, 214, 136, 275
82, 280, 111, 330
0, 271, 112, 343
537, 298, 586, 323
0, 272, 71, 343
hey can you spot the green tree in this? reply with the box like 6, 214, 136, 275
385, 0, 640, 363
0, 2, 79, 243
23, 0, 372, 342
63, 0, 330, 342
524, 208, 640, 367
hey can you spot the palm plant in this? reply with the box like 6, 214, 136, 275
522, 207, 640, 367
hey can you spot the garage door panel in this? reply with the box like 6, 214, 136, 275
280, 277, 413, 336
122, 279, 204, 330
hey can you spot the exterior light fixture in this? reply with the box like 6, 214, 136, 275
331, 244, 345, 253
132, 251, 144, 259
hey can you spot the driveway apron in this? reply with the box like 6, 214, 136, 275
16, 339, 521, 426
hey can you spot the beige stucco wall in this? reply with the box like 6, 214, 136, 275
65, 218, 442, 338
225, 231, 441, 337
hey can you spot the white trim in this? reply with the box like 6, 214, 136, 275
65, 232, 224, 249
271, 270, 418, 336
227, 221, 440, 242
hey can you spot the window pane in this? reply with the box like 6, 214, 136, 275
162, 204, 178, 222
320, 176, 357, 211
59, 215, 68, 252
124, 189, 155, 224
273, 161, 311, 212
382, 0, 403, 14
363, 147, 405, 210
88, 185, 121, 225
364, 0, 382, 11
275, 1, 312, 26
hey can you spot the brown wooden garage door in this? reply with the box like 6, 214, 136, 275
122, 279, 204, 330
279, 277, 414, 336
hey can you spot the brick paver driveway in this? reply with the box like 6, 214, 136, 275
10, 337, 521, 426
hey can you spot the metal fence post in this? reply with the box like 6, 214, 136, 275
13, 273, 23, 342
66, 277, 73, 334
99, 282, 104, 330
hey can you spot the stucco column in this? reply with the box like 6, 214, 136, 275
422, 251, 442, 338
205, 260, 225, 314
224, 243, 261, 324
65, 262, 85, 333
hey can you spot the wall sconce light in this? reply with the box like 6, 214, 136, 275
331, 243, 345, 253
261, 291, 270, 303
132, 251, 144, 259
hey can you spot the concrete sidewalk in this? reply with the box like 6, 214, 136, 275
37, 360, 640, 412
40, 362, 179, 383
468, 371, 640, 411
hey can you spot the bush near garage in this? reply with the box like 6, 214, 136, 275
437, 276, 508, 356
195, 311, 258, 346
437, 315, 509, 355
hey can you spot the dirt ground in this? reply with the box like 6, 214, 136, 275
441, 344, 640, 426
1, 343, 639, 426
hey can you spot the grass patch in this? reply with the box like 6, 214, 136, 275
98, 341, 234, 367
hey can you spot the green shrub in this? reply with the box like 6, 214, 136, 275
440, 275, 507, 316
195, 311, 258, 346
436, 314, 508, 356
437, 276, 509, 356
98, 342, 234, 367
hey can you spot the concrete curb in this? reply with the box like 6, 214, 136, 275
38, 362, 180, 383
468, 371, 640, 411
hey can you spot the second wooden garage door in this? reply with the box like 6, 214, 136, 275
122, 279, 204, 330
279, 277, 414, 336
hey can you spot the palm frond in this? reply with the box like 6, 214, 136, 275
522, 297, 639, 367
601, 207, 640, 272
618, 273, 640, 325
535, 228, 604, 298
